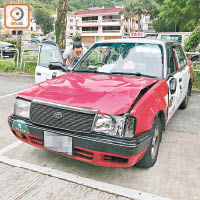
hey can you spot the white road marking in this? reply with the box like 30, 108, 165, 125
0, 155, 173, 200
0, 90, 24, 99
0, 141, 22, 155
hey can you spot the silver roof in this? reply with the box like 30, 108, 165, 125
96, 38, 179, 45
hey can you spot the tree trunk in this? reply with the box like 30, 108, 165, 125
55, 0, 68, 49
138, 14, 141, 31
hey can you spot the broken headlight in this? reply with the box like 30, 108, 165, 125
93, 114, 136, 138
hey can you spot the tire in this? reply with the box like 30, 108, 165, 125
135, 116, 162, 168
188, 80, 192, 96
179, 90, 189, 109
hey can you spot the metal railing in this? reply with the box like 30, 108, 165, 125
20, 48, 39, 70
82, 20, 98, 23
82, 30, 98, 33
102, 19, 121, 22
102, 30, 121, 33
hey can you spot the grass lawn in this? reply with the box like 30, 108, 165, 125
0, 57, 37, 74
193, 66, 200, 89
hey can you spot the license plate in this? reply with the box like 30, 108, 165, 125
44, 131, 72, 155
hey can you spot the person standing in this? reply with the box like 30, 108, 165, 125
63, 38, 87, 70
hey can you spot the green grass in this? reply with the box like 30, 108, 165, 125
0, 57, 37, 74
193, 65, 200, 89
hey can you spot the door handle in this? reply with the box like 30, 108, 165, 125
36, 72, 41, 76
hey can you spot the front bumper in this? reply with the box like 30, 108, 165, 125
8, 115, 152, 167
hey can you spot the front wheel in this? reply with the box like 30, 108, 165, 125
135, 116, 162, 168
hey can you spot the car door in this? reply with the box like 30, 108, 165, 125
35, 42, 65, 84
174, 45, 190, 100
166, 45, 183, 120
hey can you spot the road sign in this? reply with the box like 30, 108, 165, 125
4, 4, 30, 29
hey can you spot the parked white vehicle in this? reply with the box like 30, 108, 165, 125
145, 32, 192, 47
35, 42, 66, 84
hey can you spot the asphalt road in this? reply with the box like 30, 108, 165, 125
0, 74, 199, 200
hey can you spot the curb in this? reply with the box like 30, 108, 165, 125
192, 88, 200, 94
0, 154, 173, 200
0, 72, 34, 79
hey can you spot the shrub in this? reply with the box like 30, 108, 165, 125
5, 40, 17, 46
184, 26, 200, 52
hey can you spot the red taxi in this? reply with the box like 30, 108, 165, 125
8, 39, 193, 168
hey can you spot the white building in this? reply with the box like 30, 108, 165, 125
141, 14, 154, 32
66, 13, 78, 37
65, 8, 155, 46
74, 8, 124, 45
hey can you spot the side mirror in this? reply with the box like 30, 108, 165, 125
169, 78, 177, 95
48, 62, 67, 72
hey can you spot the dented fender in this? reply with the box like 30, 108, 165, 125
130, 79, 169, 136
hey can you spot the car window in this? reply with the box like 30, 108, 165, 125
39, 44, 63, 67
74, 43, 164, 78
175, 46, 186, 68
161, 35, 182, 43
167, 45, 178, 74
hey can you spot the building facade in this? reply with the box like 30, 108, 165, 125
65, 7, 155, 46
75, 8, 124, 46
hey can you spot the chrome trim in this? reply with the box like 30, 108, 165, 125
31, 99, 98, 115
91, 113, 98, 131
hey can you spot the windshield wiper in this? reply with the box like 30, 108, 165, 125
73, 71, 157, 78
73, 70, 110, 75
109, 72, 157, 78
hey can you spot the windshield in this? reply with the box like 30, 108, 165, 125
73, 43, 163, 78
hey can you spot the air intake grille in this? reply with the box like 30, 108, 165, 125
30, 101, 96, 133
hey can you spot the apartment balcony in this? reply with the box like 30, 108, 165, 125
82, 30, 98, 33
82, 20, 98, 24
81, 30, 122, 37
102, 30, 121, 33
102, 19, 121, 22
77, 20, 121, 27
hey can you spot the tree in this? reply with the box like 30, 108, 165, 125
153, 17, 179, 32
55, 0, 67, 49
0, 14, 2, 30
184, 23, 200, 52
153, 0, 200, 32
34, 8, 54, 35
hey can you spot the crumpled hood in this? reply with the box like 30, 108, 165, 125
18, 72, 158, 115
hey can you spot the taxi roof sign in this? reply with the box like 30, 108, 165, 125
130, 32, 145, 38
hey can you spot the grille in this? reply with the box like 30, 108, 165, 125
74, 147, 94, 160
30, 101, 96, 133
